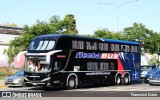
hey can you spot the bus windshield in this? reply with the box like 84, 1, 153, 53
29, 40, 55, 50
25, 56, 50, 72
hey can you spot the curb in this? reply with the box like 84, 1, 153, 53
0, 85, 7, 88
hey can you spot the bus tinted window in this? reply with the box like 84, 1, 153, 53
29, 40, 55, 50
53, 61, 66, 71
99, 43, 108, 51
110, 43, 115, 51
46, 41, 56, 50
110, 62, 115, 70
72, 40, 84, 49
87, 62, 99, 71
115, 44, 120, 51
109, 43, 120, 51
130, 45, 139, 52
86, 42, 98, 50
121, 45, 130, 52
100, 62, 109, 70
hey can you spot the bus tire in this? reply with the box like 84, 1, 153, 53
122, 75, 130, 85
67, 77, 76, 89
116, 76, 121, 85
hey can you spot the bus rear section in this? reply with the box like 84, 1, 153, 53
117, 52, 141, 85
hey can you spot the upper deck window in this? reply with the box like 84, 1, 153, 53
29, 40, 55, 50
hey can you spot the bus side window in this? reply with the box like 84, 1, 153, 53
110, 62, 115, 70
121, 45, 130, 52
54, 61, 59, 71
87, 62, 99, 71
100, 62, 109, 71
53, 61, 65, 71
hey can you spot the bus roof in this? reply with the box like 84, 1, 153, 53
35, 34, 139, 45
35, 34, 102, 41
102, 39, 139, 45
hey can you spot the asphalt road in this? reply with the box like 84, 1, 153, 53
1, 83, 160, 97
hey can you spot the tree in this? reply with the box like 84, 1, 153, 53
123, 23, 147, 42
123, 22, 160, 54
2, 22, 18, 27
94, 28, 125, 40
4, 14, 78, 64
94, 28, 113, 38
148, 55, 158, 65
58, 14, 78, 35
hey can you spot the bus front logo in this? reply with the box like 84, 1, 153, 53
75, 52, 119, 59
101, 53, 119, 59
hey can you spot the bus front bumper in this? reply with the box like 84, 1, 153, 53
24, 77, 51, 86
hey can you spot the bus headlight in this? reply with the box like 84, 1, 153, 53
41, 77, 51, 82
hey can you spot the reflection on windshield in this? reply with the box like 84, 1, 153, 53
25, 57, 50, 72
29, 40, 55, 50
155, 70, 160, 75
14, 71, 24, 76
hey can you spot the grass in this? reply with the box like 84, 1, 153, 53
0, 67, 19, 80
0, 77, 7, 80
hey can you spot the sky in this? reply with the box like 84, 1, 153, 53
0, 0, 160, 34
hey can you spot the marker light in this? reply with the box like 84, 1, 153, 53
56, 55, 66, 58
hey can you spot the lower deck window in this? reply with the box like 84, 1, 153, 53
87, 62, 99, 71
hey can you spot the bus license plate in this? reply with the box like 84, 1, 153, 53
33, 83, 37, 85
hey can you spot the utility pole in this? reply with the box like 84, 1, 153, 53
99, 0, 138, 31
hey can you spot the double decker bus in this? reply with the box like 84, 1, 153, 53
23, 34, 141, 89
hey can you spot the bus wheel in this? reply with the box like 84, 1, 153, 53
116, 76, 121, 85
123, 75, 130, 85
67, 77, 76, 89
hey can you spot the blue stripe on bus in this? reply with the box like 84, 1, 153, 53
102, 39, 139, 45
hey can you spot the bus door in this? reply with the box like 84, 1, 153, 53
50, 54, 67, 86
73, 60, 87, 86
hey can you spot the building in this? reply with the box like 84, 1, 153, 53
0, 25, 24, 68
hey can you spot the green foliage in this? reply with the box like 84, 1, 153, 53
94, 28, 113, 38
123, 23, 147, 42
0, 67, 17, 78
62, 14, 78, 34
148, 59, 158, 65
148, 55, 158, 65
93, 22, 160, 54
0, 72, 5, 77
2, 22, 18, 27
94, 28, 125, 40
4, 14, 78, 64
124, 22, 160, 54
